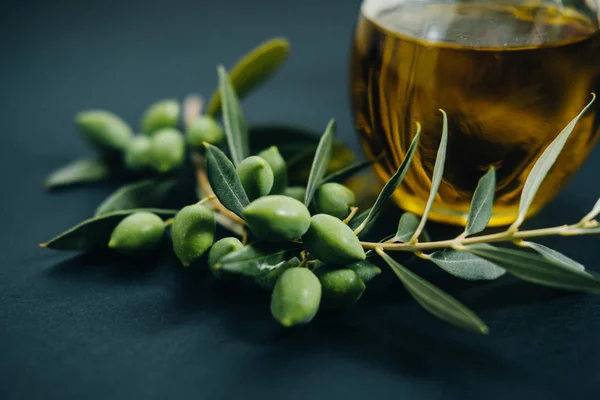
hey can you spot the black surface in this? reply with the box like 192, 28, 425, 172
2, 1, 600, 399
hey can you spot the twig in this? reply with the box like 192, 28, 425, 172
360, 222, 600, 252
197, 195, 216, 205
353, 220, 367, 236
343, 207, 359, 225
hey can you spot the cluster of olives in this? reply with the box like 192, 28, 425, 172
75, 99, 225, 174
241, 191, 370, 326
107, 153, 375, 327
79, 99, 377, 327
191, 150, 375, 326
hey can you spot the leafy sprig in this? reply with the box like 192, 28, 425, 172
41, 37, 600, 335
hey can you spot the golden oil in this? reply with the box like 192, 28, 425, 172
350, 1, 600, 226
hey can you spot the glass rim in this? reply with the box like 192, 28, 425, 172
361, 0, 600, 25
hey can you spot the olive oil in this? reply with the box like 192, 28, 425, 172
350, 2, 600, 226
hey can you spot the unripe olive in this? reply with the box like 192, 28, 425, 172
75, 110, 133, 154
124, 135, 152, 171
258, 146, 287, 194
208, 237, 244, 278
186, 115, 224, 148
149, 128, 186, 174
243, 195, 311, 242
255, 258, 300, 291
346, 260, 382, 283
314, 183, 356, 219
140, 99, 180, 135
302, 214, 366, 264
236, 156, 274, 201
315, 266, 366, 310
283, 186, 306, 202
171, 204, 216, 267
108, 212, 165, 255
271, 267, 321, 327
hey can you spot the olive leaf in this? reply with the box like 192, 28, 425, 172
394, 213, 421, 243
304, 119, 336, 206
378, 250, 489, 334
429, 248, 505, 280
354, 127, 421, 235
94, 178, 176, 216
347, 260, 382, 283
217, 66, 249, 166
411, 111, 448, 241
207, 38, 290, 116
216, 243, 300, 277
44, 159, 111, 190
512, 95, 596, 228
322, 159, 374, 184
464, 167, 495, 236
40, 209, 177, 251
204, 143, 250, 218
520, 242, 585, 272
465, 244, 600, 292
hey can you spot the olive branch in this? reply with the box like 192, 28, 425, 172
41, 37, 600, 334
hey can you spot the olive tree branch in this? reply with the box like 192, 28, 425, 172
185, 93, 247, 238
360, 220, 599, 252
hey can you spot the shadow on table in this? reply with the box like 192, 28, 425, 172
44, 247, 167, 284
42, 205, 578, 384
161, 256, 575, 383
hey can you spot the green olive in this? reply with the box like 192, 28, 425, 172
258, 146, 287, 194
236, 156, 274, 201
171, 204, 216, 267
75, 110, 133, 154
124, 136, 152, 171
271, 267, 321, 327
302, 214, 365, 264
346, 260, 382, 283
255, 258, 301, 291
149, 128, 186, 174
140, 99, 180, 135
186, 115, 224, 149
315, 266, 366, 310
108, 212, 165, 255
243, 195, 311, 242
314, 183, 356, 219
283, 186, 306, 202
208, 237, 244, 278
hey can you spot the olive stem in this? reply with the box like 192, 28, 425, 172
343, 207, 360, 225
360, 221, 599, 252
353, 220, 368, 236
298, 255, 310, 268
197, 195, 217, 206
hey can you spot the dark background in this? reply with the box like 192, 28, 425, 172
2, 0, 600, 399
